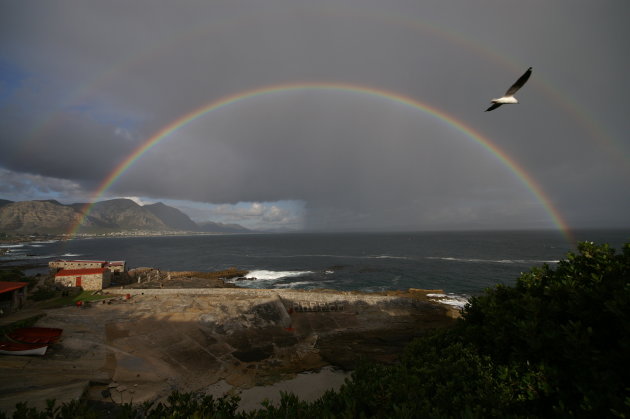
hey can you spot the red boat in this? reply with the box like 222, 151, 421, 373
7, 327, 63, 345
0, 341, 48, 356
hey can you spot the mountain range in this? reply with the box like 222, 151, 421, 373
0, 199, 250, 234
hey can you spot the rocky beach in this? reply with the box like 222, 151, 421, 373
0, 272, 458, 414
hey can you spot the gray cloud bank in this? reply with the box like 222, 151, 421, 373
1, 1, 628, 231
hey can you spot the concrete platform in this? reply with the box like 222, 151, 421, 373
0, 289, 455, 413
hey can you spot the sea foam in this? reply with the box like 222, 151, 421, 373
427, 293, 470, 308
246, 270, 314, 281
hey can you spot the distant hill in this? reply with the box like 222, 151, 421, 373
0, 200, 98, 234
197, 220, 251, 233
144, 202, 198, 231
35, 199, 63, 206
82, 199, 168, 231
0, 198, 250, 234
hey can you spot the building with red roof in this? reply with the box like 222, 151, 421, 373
49, 259, 126, 274
54, 268, 111, 291
49, 259, 126, 290
0, 281, 28, 316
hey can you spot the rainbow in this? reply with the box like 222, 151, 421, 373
68, 82, 574, 241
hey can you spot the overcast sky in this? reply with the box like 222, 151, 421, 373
1, 1, 628, 232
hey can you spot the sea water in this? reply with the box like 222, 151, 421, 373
2, 230, 628, 307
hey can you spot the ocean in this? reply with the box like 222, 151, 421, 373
2, 230, 628, 307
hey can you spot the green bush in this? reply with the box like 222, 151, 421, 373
29, 288, 58, 301
0, 268, 26, 282
1, 399, 98, 419
137, 391, 240, 418
73, 291, 112, 303
461, 242, 630, 416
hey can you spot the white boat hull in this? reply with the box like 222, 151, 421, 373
0, 343, 48, 356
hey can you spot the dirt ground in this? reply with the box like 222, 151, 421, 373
0, 290, 456, 414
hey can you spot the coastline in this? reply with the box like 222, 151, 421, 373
0, 285, 457, 413
1, 230, 253, 244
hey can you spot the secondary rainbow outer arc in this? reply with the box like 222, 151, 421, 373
68, 82, 573, 242
30, 7, 626, 171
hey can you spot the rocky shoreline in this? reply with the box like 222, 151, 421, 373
0, 271, 459, 413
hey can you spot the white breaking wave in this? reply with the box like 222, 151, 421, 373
369, 255, 411, 260
438, 298, 469, 308
244, 270, 314, 281
228, 270, 315, 289
0, 244, 24, 248
281, 254, 410, 260
427, 293, 470, 308
61, 253, 82, 257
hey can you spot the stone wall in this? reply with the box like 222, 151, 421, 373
56, 271, 111, 291
107, 262, 126, 273
105, 287, 411, 307
0, 286, 27, 315
49, 260, 126, 275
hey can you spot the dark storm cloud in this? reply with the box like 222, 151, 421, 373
0, 0, 628, 230
1, 106, 139, 184
0, 167, 84, 201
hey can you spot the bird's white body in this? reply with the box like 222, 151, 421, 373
491, 96, 518, 104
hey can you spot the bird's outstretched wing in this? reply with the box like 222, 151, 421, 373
485, 103, 503, 112
505, 67, 532, 96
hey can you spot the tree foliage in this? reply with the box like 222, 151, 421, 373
0, 268, 26, 282
461, 241, 630, 415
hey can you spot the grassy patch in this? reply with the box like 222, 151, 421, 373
73, 290, 111, 303
32, 290, 101, 308
32, 294, 78, 309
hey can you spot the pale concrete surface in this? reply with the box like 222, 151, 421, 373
230, 366, 351, 412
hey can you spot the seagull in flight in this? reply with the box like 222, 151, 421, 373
485, 67, 532, 112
